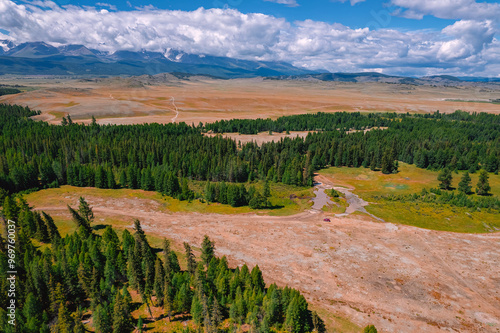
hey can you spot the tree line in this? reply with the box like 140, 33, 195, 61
0, 196, 326, 332
0, 104, 498, 203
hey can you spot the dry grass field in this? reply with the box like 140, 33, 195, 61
2, 76, 500, 126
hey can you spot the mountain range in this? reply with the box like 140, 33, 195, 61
0, 41, 499, 84
0, 40, 315, 78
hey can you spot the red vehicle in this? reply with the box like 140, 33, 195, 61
323, 218, 331, 222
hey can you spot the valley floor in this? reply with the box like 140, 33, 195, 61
27, 184, 500, 333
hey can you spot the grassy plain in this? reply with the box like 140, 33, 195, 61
319, 163, 500, 232
2, 77, 500, 126
26, 181, 313, 219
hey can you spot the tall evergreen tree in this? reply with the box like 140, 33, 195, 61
364, 325, 378, 333
437, 168, 453, 190
67, 205, 92, 234
312, 311, 326, 333
184, 242, 196, 275
78, 197, 94, 223
476, 169, 491, 196
201, 235, 215, 268
458, 172, 472, 194
112, 292, 131, 333
42, 211, 61, 241
153, 258, 165, 307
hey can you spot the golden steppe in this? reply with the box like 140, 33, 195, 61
1, 76, 500, 125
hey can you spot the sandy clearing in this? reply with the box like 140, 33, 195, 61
31, 192, 500, 333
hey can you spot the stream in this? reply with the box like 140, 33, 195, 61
311, 183, 384, 222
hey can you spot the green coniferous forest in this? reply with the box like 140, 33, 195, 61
0, 104, 498, 204
0, 103, 498, 331
0, 197, 325, 332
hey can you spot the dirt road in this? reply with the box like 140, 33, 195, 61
34, 192, 500, 333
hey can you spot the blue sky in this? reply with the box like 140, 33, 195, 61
0, 0, 500, 76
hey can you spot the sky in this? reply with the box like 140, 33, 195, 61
0, 0, 499, 77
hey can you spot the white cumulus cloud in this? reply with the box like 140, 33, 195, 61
0, 0, 498, 76
390, 0, 500, 21
331, 0, 366, 6
263, 0, 299, 7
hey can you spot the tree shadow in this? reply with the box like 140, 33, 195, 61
266, 204, 285, 210
92, 224, 107, 231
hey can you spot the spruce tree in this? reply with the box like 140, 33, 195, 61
106, 169, 116, 189
437, 168, 453, 190
184, 242, 196, 275
163, 238, 172, 279
42, 211, 61, 241
312, 311, 326, 333
364, 325, 378, 333
23, 293, 40, 332
458, 172, 472, 194
137, 316, 144, 333
94, 303, 112, 333
381, 149, 394, 174
212, 297, 223, 331
191, 295, 203, 325
112, 292, 131, 333
56, 303, 73, 333
67, 205, 92, 234
263, 181, 271, 198
201, 235, 215, 268
78, 197, 94, 223
153, 258, 165, 307
72, 307, 86, 333
476, 169, 491, 196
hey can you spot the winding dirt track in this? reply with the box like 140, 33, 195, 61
34, 192, 500, 333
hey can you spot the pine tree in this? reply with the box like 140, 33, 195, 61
72, 307, 86, 333
163, 238, 172, 279
153, 258, 165, 307
3, 196, 19, 221
163, 283, 173, 321
211, 297, 223, 331
312, 311, 326, 333
184, 242, 196, 275
250, 265, 265, 292
78, 197, 94, 223
381, 149, 394, 174
137, 316, 144, 333
458, 172, 472, 194
263, 181, 271, 198
23, 293, 40, 333
34, 212, 50, 243
42, 211, 61, 241
201, 235, 215, 268
106, 169, 116, 189
364, 325, 378, 333
202, 294, 212, 331
476, 169, 491, 196
94, 303, 112, 333
56, 303, 72, 333
119, 170, 127, 188
437, 168, 453, 190
67, 205, 91, 234
112, 292, 131, 333
191, 295, 203, 325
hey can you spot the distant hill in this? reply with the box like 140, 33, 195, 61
266, 72, 500, 87
0, 41, 315, 78
0, 41, 499, 83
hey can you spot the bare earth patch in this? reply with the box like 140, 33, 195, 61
30, 190, 500, 333
205, 131, 313, 145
